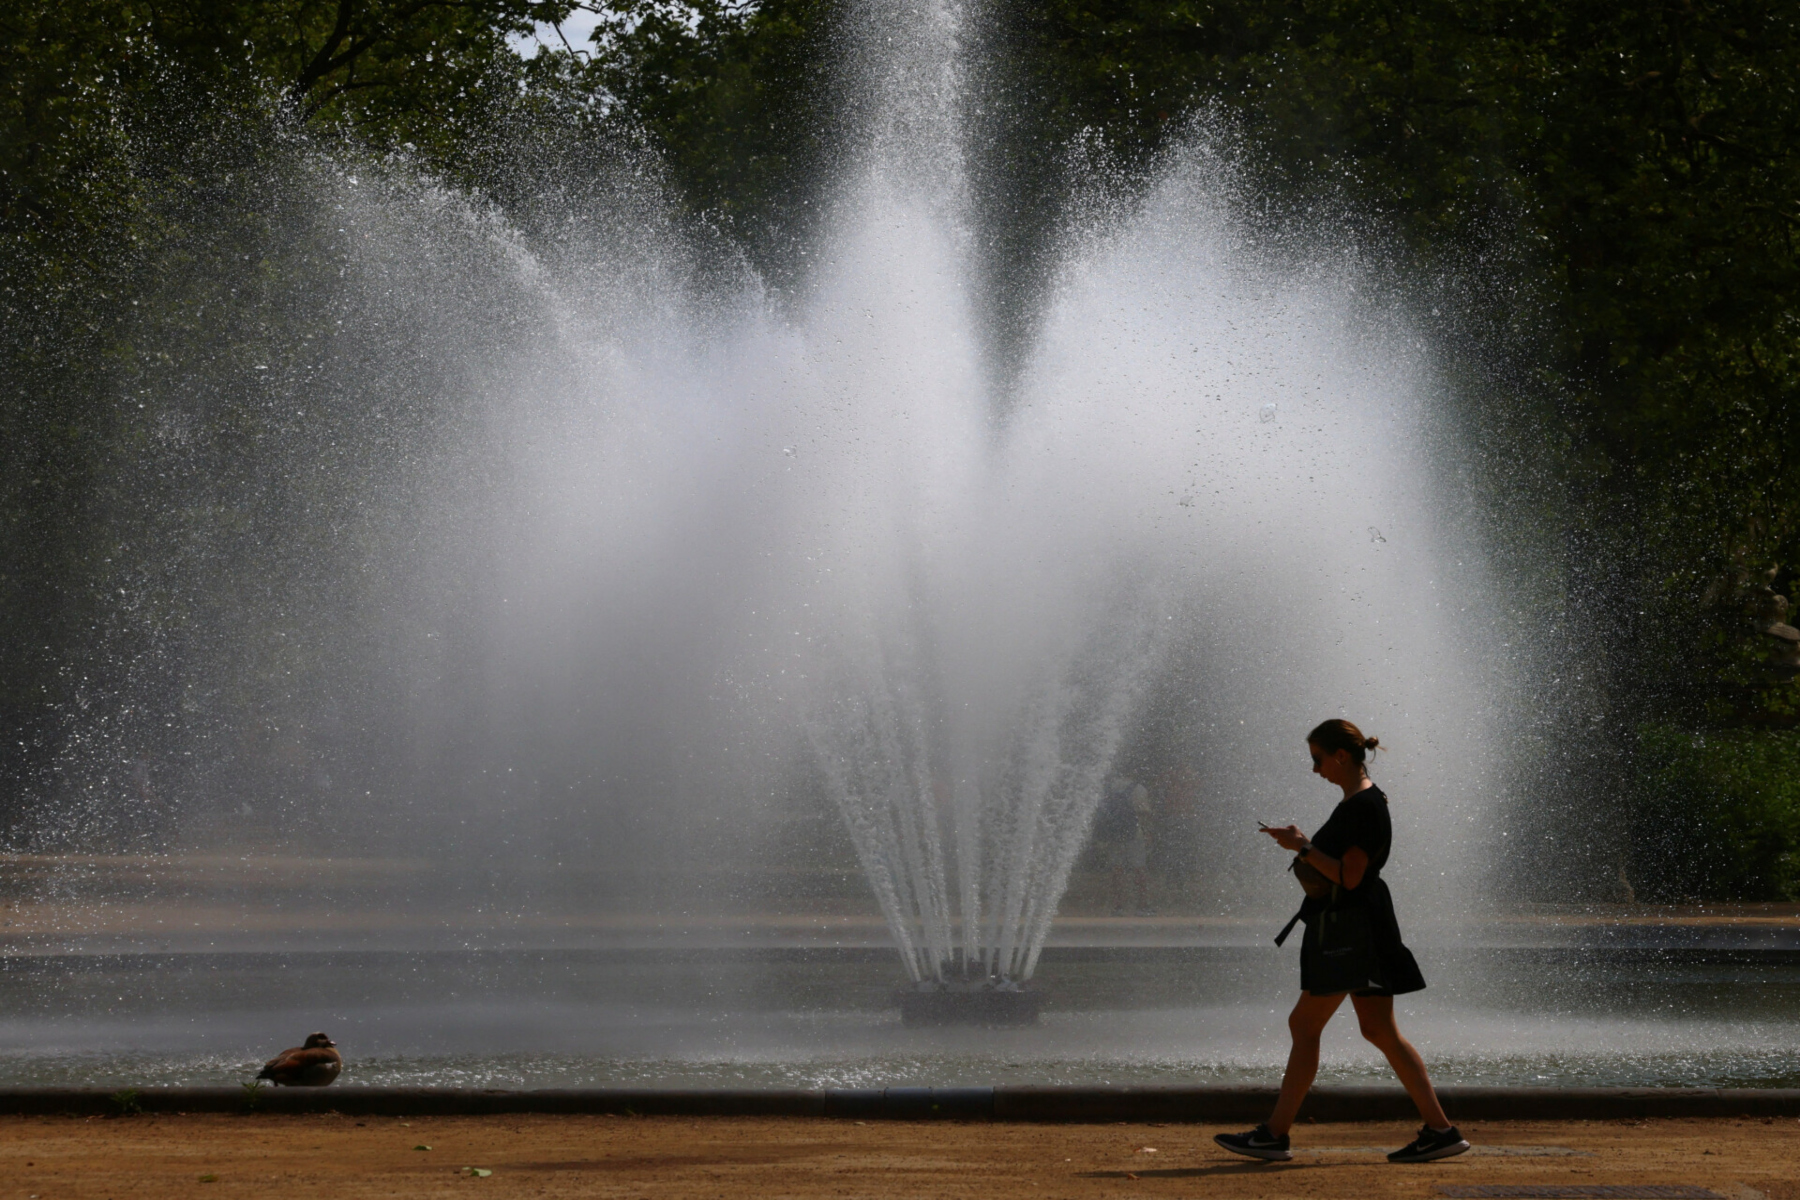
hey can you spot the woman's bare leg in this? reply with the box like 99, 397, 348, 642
1350, 993, 1450, 1128
1266, 992, 1345, 1136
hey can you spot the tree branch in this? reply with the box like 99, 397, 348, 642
289, 0, 480, 113
289, 0, 362, 107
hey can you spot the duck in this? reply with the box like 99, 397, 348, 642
256, 1032, 342, 1087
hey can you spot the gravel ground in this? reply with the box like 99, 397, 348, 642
1, 1114, 1794, 1199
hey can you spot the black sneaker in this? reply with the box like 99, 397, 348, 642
1213, 1124, 1292, 1161
1387, 1124, 1470, 1163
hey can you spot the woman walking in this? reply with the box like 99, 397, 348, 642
1213, 719, 1469, 1164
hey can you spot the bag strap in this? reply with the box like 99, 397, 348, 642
1274, 907, 1304, 946
1276, 878, 1346, 946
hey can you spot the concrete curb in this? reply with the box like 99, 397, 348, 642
3, 1085, 1797, 1120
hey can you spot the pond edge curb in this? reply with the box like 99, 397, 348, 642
4, 1085, 1797, 1120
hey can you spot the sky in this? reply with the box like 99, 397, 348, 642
510, 9, 607, 58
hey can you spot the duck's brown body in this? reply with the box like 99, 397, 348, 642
257, 1032, 341, 1087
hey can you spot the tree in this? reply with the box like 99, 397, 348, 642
0, 0, 579, 835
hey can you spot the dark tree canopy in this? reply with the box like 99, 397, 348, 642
4, 0, 1799, 895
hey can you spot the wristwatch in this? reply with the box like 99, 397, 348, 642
1297, 843, 1313, 860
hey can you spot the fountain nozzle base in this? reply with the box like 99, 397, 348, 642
897, 980, 1042, 1027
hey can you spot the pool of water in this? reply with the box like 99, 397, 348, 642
1, 947, 1796, 1089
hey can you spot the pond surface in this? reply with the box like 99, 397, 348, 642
0, 947, 1796, 1090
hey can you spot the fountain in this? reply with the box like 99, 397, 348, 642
3, 0, 1582, 1079
753, 0, 1499, 1011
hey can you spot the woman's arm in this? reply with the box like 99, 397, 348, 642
1302, 845, 1369, 889
1261, 826, 1370, 889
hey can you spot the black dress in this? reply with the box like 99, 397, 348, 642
1283, 783, 1426, 997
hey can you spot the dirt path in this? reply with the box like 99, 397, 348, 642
1, 1114, 1793, 1199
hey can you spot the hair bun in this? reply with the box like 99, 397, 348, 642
1305, 718, 1377, 764
1363, 735, 1380, 751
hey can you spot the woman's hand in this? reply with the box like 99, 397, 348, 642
1261, 825, 1309, 852
1259, 827, 1370, 889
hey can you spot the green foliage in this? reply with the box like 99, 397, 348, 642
4, 0, 1800, 891
585, 3, 1800, 628
1013, 0, 1800, 561
1632, 724, 1800, 901
0, 0, 576, 829
579, 0, 838, 276
2, 0, 579, 251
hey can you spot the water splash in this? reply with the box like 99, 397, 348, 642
766, 4, 1497, 983
32, 3, 1504, 988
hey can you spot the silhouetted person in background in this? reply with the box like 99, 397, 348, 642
1213, 719, 1467, 1165
1093, 774, 1153, 915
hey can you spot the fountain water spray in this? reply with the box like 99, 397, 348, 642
773, 0, 1498, 990
37, 1, 1501, 983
